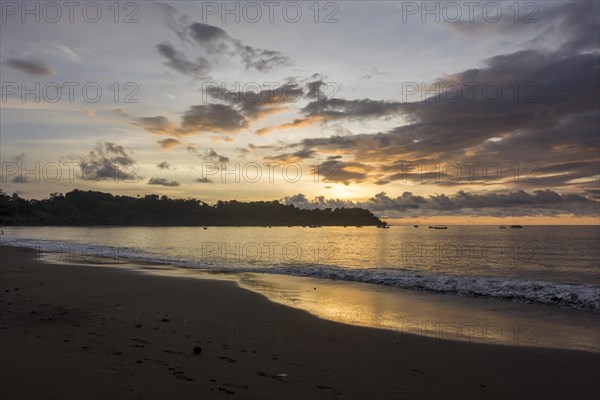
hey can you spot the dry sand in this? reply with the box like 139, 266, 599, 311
1, 245, 598, 399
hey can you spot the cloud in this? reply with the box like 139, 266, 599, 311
208, 82, 302, 121
264, 149, 316, 163
195, 177, 212, 183
181, 104, 247, 134
157, 138, 182, 149
4, 58, 53, 76
200, 148, 229, 163
131, 116, 178, 135
12, 153, 26, 163
75, 142, 140, 181
360, 67, 389, 80
129, 103, 248, 138
159, 8, 291, 77
148, 177, 180, 187
255, 116, 323, 136
301, 98, 408, 121
283, 190, 599, 218
157, 161, 171, 169
11, 175, 27, 184
186, 21, 291, 72
53, 43, 81, 63
449, 2, 599, 54
253, 79, 407, 135
113, 108, 129, 118
156, 42, 210, 79
271, 31, 599, 190
311, 160, 372, 185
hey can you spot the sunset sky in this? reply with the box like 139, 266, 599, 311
1, 1, 598, 223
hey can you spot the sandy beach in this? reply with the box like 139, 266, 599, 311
1, 245, 598, 399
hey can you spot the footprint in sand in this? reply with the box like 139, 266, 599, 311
172, 371, 193, 381
316, 385, 343, 396
163, 349, 189, 356
224, 383, 249, 390
255, 371, 289, 384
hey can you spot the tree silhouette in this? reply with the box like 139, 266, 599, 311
0, 190, 384, 227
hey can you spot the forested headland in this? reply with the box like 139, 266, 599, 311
0, 189, 384, 227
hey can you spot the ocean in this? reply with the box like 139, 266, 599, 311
2, 225, 599, 351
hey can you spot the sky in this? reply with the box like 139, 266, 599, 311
0, 1, 599, 224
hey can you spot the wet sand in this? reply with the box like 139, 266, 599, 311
1, 245, 598, 399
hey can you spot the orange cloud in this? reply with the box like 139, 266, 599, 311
157, 138, 182, 149
254, 116, 324, 136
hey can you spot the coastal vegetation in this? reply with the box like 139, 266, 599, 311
0, 189, 384, 227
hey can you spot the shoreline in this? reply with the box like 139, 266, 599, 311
4, 242, 600, 352
1, 245, 599, 399
6, 240, 600, 352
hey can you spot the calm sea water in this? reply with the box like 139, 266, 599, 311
2, 225, 599, 311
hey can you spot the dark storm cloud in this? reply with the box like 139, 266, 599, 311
156, 42, 210, 79
148, 177, 180, 187
75, 143, 140, 181
283, 190, 599, 217
4, 58, 53, 76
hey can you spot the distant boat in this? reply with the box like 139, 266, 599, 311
430, 225, 447, 229
356, 226, 363, 228
510, 225, 523, 229
203, 227, 208, 230
499, 226, 507, 229
413, 225, 419, 228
